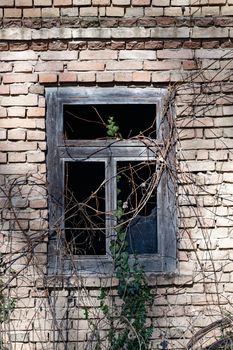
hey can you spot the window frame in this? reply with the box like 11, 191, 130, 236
46, 87, 176, 275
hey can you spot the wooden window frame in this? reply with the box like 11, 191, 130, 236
46, 87, 176, 275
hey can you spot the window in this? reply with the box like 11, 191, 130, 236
46, 87, 176, 275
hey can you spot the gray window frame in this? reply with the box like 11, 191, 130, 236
46, 87, 176, 275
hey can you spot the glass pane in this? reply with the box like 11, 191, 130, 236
117, 161, 157, 255
64, 161, 106, 255
64, 104, 156, 140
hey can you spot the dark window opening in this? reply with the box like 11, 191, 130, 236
117, 161, 157, 255
65, 161, 106, 255
64, 104, 157, 140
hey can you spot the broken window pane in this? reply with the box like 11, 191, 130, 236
64, 104, 156, 140
117, 161, 157, 255
64, 161, 106, 255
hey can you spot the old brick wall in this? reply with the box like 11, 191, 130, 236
1, 1, 233, 349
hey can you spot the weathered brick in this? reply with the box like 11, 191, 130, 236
35, 62, 64, 72
80, 7, 98, 16
27, 107, 45, 118
8, 129, 26, 141
54, 0, 72, 5
10, 85, 28, 95
0, 63, 13, 72
15, 0, 32, 5
80, 50, 117, 60
119, 50, 156, 60
42, 7, 60, 17
59, 73, 77, 82
115, 71, 133, 81
40, 51, 77, 60
3, 74, 38, 84
23, 8, 42, 17
39, 73, 57, 83
67, 61, 105, 71
106, 60, 142, 70
0, 129, 7, 140
0, 0, 14, 5
4, 8, 22, 18
0, 51, 38, 61
0, 164, 37, 175
96, 72, 114, 82
27, 151, 45, 163
0, 85, 10, 95
2, 95, 38, 107
144, 60, 181, 70
132, 71, 151, 82
7, 107, 26, 117
14, 62, 33, 73
34, 0, 52, 5
77, 72, 95, 82
8, 152, 26, 163
106, 7, 125, 16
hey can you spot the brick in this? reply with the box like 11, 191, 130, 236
0, 85, 10, 95
0, 153, 7, 163
0, 0, 14, 5
152, 71, 170, 82
0, 51, 37, 61
0, 129, 7, 140
27, 151, 45, 163
34, 0, 52, 4
4, 8, 22, 18
152, 0, 169, 4
54, 0, 72, 5
112, 0, 130, 4
77, 72, 95, 82
27, 130, 45, 140
35, 62, 64, 72
151, 27, 190, 38
92, 0, 110, 4
0, 63, 12, 73
10, 85, 28, 95
8, 129, 26, 140
112, 28, 149, 38
132, 71, 151, 82
23, 8, 42, 17
144, 60, 181, 70
7, 108, 26, 117
3, 74, 38, 84
80, 7, 98, 16
106, 7, 125, 16
72, 28, 111, 39
2, 95, 38, 107
80, 50, 117, 60
8, 153, 26, 163
106, 60, 142, 70
119, 50, 156, 60
67, 61, 105, 71
40, 51, 77, 60
42, 8, 60, 17
157, 49, 193, 59
73, 0, 91, 4
14, 62, 33, 73
125, 7, 144, 16
39, 73, 57, 83
59, 73, 77, 82
96, 72, 114, 82
0, 164, 37, 175
115, 72, 132, 81
202, 6, 221, 16
15, 0, 32, 5
27, 108, 45, 118
191, 27, 228, 39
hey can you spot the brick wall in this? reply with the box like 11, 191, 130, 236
1, 1, 233, 349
